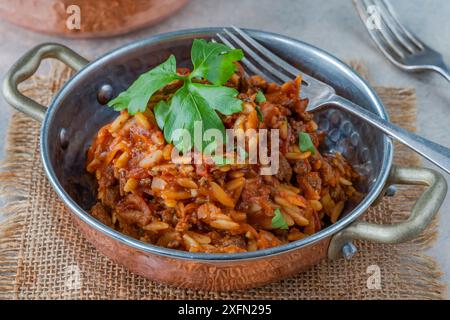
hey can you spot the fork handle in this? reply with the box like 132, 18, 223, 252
330, 95, 450, 174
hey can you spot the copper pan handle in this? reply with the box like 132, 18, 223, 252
2, 43, 89, 122
328, 165, 447, 260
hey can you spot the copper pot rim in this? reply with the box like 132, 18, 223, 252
39, 28, 394, 262
0, 0, 189, 39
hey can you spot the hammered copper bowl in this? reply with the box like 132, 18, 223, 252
3, 28, 447, 291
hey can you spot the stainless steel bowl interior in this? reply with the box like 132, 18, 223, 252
41, 28, 393, 261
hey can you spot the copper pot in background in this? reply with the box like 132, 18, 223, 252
0, 0, 188, 38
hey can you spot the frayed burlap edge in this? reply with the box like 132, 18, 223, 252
0, 63, 73, 299
358, 85, 446, 299
0, 113, 34, 298
349, 63, 445, 300
0, 62, 446, 299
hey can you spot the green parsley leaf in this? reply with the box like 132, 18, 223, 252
108, 55, 180, 114
255, 90, 266, 103
271, 208, 289, 230
153, 100, 170, 130
189, 83, 242, 115
190, 39, 244, 85
299, 132, 316, 155
255, 106, 264, 122
108, 39, 245, 153
161, 84, 226, 153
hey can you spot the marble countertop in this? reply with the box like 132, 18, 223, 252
0, 0, 449, 297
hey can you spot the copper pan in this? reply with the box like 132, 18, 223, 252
3, 28, 447, 291
0, 0, 188, 38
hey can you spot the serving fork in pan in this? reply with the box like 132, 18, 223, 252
217, 27, 450, 174
353, 0, 450, 83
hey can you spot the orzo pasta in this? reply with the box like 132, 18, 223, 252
86, 61, 363, 253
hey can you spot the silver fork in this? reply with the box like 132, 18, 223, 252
217, 27, 450, 174
353, 0, 450, 82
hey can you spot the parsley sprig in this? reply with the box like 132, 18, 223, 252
108, 39, 244, 153
271, 208, 289, 230
298, 132, 316, 155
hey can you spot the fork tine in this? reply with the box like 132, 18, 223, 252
374, 0, 415, 54
353, 0, 406, 60
222, 28, 292, 83
362, 0, 407, 58
230, 26, 304, 80
216, 33, 281, 84
380, 0, 424, 50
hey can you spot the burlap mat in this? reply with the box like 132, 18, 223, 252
0, 61, 446, 300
